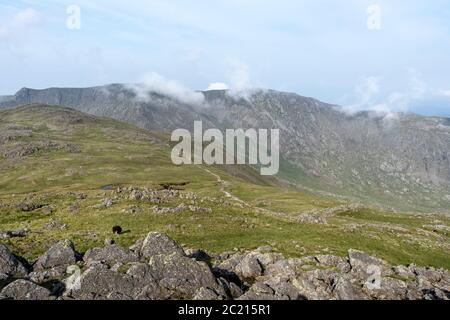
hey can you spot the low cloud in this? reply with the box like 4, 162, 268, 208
206, 82, 229, 91
435, 90, 450, 97
0, 8, 40, 39
223, 58, 262, 101
128, 72, 205, 105
342, 70, 430, 119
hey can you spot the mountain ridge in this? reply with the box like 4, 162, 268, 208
1, 84, 449, 212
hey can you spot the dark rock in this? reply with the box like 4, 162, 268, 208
0, 227, 29, 239
133, 232, 185, 259
348, 249, 388, 276
193, 287, 225, 300
238, 280, 301, 300
68, 265, 136, 300
0, 244, 28, 277
84, 245, 139, 267
33, 240, 78, 271
147, 253, 225, 299
1, 279, 52, 300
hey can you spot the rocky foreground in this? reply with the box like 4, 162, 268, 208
0, 232, 449, 300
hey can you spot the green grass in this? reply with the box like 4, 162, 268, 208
0, 105, 449, 269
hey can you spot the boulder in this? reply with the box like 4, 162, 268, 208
235, 254, 263, 279
292, 269, 340, 300
0, 228, 29, 239
315, 254, 351, 273
193, 287, 225, 300
27, 268, 66, 284
68, 265, 137, 300
0, 244, 28, 277
1, 279, 52, 300
238, 280, 300, 300
125, 262, 178, 300
331, 276, 367, 300
218, 277, 244, 299
348, 249, 388, 276
84, 245, 139, 267
133, 232, 185, 259
364, 277, 408, 300
33, 240, 79, 271
147, 253, 225, 299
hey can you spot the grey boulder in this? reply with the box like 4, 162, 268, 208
1, 279, 52, 300
0, 244, 28, 277
84, 245, 139, 267
132, 232, 185, 259
33, 240, 79, 271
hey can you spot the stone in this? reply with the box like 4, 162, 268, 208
68, 265, 136, 300
27, 268, 66, 284
0, 228, 29, 239
43, 219, 67, 230
364, 277, 408, 300
1, 280, 52, 300
264, 260, 296, 279
193, 287, 225, 300
0, 244, 28, 277
348, 249, 388, 276
135, 232, 185, 259
34, 240, 78, 271
186, 249, 211, 263
84, 245, 138, 267
104, 238, 115, 246
234, 254, 263, 279
292, 269, 340, 300
237, 280, 300, 300
315, 254, 351, 273
147, 253, 225, 299
331, 276, 367, 300
218, 277, 244, 299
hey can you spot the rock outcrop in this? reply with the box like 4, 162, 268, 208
0, 244, 28, 278
1, 232, 449, 300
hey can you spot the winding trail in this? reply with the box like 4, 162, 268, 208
202, 168, 297, 221
203, 168, 249, 206
202, 167, 355, 225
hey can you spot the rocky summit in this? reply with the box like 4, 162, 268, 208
0, 232, 448, 300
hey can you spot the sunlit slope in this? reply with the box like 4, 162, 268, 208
0, 105, 448, 269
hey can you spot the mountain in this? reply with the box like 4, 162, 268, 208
1, 85, 449, 212
1, 104, 449, 272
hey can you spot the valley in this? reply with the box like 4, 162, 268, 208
0, 105, 448, 271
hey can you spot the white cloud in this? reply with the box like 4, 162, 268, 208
436, 90, 450, 97
128, 72, 205, 105
226, 58, 252, 91
0, 8, 40, 39
356, 76, 381, 105
206, 82, 229, 91
342, 69, 432, 118
0, 26, 7, 38
223, 58, 263, 101
12, 8, 40, 28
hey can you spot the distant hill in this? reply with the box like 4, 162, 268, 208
1, 104, 449, 270
1, 85, 449, 212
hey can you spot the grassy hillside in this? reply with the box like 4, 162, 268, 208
0, 105, 449, 269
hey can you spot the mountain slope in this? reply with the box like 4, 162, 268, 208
0, 105, 449, 269
1, 85, 449, 212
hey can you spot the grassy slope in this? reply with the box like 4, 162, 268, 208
0, 105, 449, 269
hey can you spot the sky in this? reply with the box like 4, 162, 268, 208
0, 0, 450, 116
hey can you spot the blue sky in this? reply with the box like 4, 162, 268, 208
1, 0, 450, 116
